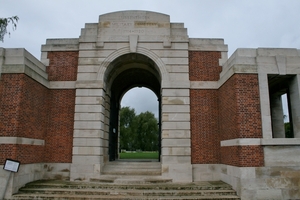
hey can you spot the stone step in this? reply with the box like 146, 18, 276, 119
11, 180, 240, 199
102, 161, 162, 176
20, 180, 234, 191
17, 187, 238, 196
103, 161, 161, 169
11, 193, 241, 200
90, 175, 172, 184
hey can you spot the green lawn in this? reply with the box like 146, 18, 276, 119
119, 151, 159, 159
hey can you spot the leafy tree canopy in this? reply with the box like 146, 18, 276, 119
0, 16, 19, 42
119, 107, 158, 151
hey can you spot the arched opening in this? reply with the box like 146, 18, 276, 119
119, 87, 159, 160
105, 53, 161, 161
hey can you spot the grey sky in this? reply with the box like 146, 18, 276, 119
1, 0, 300, 117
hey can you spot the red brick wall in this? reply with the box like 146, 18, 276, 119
221, 146, 264, 167
45, 90, 75, 163
0, 144, 44, 164
189, 51, 222, 81
190, 89, 220, 164
44, 51, 78, 163
189, 50, 264, 167
0, 74, 48, 164
219, 74, 264, 167
0, 74, 23, 137
219, 74, 262, 140
0, 80, 75, 164
47, 51, 78, 81
0, 74, 49, 139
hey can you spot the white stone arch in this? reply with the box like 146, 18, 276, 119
96, 46, 169, 86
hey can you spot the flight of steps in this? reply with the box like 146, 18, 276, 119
96, 161, 168, 184
10, 161, 240, 199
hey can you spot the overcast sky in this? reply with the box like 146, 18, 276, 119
1, 0, 300, 117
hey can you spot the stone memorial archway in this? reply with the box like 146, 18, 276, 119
70, 11, 192, 182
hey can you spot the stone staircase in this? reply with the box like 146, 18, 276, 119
11, 180, 240, 200
10, 161, 240, 199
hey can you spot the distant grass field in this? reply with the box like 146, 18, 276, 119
119, 152, 159, 159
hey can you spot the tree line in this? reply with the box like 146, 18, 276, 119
120, 107, 159, 151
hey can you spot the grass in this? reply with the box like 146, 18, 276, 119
119, 151, 159, 159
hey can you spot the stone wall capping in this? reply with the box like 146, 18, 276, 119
0, 137, 45, 145
49, 81, 76, 89
221, 138, 300, 146
189, 38, 228, 52
41, 38, 79, 52
170, 23, 184, 28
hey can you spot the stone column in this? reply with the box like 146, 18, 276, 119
270, 94, 285, 138
70, 88, 107, 181
289, 75, 300, 138
161, 88, 192, 182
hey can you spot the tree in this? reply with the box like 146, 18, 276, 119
135, 111, 158, 151
119, 107, 137, 151
119, 107, 158, 151
0, 16, 19, 42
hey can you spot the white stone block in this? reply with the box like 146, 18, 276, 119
161, 155, 191, 164
162, 97, 190, 105
162, 113, 190, 121
162, 163, 192, 182
74, 121, 104, 130
151, 50, 188, 58
76, 89, 104, 97
77, 65, 100, 73
79, 50, 113, 58
264, 146, 300, 166
73, 129, 104, 138
161, 147, 191, 156
73, 138, 102, 146
161, 80, 190, 88
49, 81, 76, 89
72, 155, 100, 164
162, 121, 190, 130
75, 96, 104, 105
77, 72, 97, 80
257, 48, 299, 57
74, 112, 104, 121
161, 57, 188, 65
78, 57, 106, 65
72, 146, 102, 155
166, 65, 189, 73
162, 138, 190, 147
256, 189, 282, 200
162, 89, 189, 97
162, 130, 190, 139
162, 105, 190, 113
75, 105, 104, 113
168, 73, 189, 81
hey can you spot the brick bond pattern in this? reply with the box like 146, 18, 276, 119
0, 74, 48, 139
221, 146, 264, 167
189, 51, 222, 81
189, 51, 264, 167
0, 51, 78, 164
190, 89, 220, 164
44, 90, 75, 163
47, 51, 78, 81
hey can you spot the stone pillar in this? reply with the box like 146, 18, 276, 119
70, 88, 107, 181
289, 75, 300, 138
161, 88, 192, 182
270, 94, 285, 138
